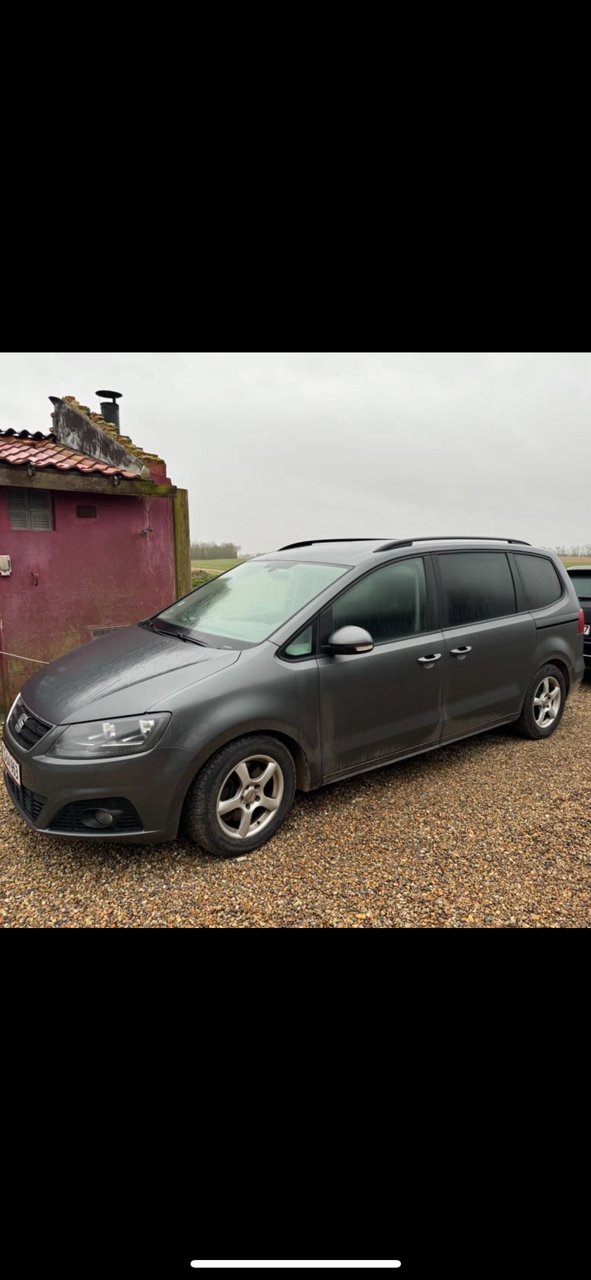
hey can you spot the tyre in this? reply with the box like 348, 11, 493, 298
182, 734, 296, 857
514, 663, 566, 740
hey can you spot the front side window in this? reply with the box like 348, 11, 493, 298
332, 557, 427, 643
6, 488, 53, 530
155, 559, 349, 647
438, 552, 516, 627
515, 554, 563, 609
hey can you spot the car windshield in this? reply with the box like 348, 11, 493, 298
570, 572, 591, 596
153, 558, 350, 647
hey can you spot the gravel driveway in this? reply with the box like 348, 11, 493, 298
1, 677, 590, 928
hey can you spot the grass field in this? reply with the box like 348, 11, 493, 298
191, 557, 245, 575
561, 557, 591, 567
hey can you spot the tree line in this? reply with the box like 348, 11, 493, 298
554, 544, 591, 556
190, 540, 243, 560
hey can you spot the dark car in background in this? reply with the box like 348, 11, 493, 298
2, 536, 585, 857
566, 566, 591, 668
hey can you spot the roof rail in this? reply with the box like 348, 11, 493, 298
278, 538, 388, 551
375, 536, 531, 552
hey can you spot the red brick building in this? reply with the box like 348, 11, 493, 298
0, 393, 190, 711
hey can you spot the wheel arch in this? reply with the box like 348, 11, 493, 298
539, 654, 571, 695
535, 630, 575, 696
170, 723, 316, 839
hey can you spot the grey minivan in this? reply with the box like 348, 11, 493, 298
2, 537, 585, 857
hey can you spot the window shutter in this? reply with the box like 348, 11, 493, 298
28, 490, 53, 530
6, 490, 30, 529
6, 488, 53, 530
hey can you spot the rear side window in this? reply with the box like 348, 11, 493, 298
568, 572, 591, 597
438, 552, 516, 627
516, 554, 563, 609
332, 557, 427, 643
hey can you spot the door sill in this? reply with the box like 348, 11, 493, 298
440, 713, 516, 743
323, 719, 517, 786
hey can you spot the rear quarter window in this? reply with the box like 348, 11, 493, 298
569, 572, 591, 597
516, 554, 563, 609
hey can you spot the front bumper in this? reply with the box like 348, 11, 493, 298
2, 719, 194, 842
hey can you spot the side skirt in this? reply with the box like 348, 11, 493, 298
321, 717, 518, 787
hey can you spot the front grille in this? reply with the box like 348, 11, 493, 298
4, 771, 47, 822
49, 798, 143, 834
8, 697, 52, 750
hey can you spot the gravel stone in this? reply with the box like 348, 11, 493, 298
1, 678, 590, 927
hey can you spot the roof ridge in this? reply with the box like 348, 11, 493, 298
61, 396, 165, 466
0, 428, 54, 442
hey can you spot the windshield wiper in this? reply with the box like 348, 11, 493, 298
141, 619, 209, 647
174, 631, 209, 647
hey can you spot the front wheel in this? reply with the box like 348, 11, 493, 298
514, 663, 566, 740
182, 734, 296, 857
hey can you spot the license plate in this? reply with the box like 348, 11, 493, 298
585, 625, 590, 636
2, 741, 21, 787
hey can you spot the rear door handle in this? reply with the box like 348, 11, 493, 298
450, 646, 472, 659
417, 653, 442, 665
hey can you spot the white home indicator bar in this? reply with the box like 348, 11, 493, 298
191, 1265, 401, 1270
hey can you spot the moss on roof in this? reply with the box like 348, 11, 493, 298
62, 397, 165, 466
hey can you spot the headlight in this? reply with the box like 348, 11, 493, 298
48, 713, 171, 759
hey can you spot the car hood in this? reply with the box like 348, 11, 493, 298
21, 624, 241, 724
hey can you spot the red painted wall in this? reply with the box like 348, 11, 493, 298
0, 487, 176, 709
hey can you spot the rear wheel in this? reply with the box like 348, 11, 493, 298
182, 734, 296, 857
514, 663, 566, 739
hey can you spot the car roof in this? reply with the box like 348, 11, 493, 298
258, 537, 537, 565
259, 540, 392, 563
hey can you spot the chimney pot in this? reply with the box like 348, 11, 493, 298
96, 389, 122, 433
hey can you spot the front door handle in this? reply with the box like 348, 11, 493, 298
450, 646, 472, 659
417, 653, 442, 665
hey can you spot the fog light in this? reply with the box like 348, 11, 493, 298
80, 808, 116, 830
94, 809, 115, 827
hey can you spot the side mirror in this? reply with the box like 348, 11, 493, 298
326, 626, 374, 655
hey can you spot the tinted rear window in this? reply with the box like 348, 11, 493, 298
569, 572, 591, 597
516, 554, 563, 609
438, 552, 516, 627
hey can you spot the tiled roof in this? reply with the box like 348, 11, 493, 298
0, 429, 140, 479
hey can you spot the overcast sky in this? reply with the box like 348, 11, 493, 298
0, 352, 588, 552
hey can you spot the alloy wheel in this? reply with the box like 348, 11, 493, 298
216, 754, 284, 840
533, 676, 561, 729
